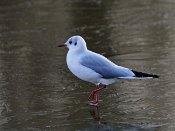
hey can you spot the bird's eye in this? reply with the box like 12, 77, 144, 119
74, 42, 77, 46
69, 41, 72, 44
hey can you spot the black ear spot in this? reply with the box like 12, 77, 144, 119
74, 42, 77, 46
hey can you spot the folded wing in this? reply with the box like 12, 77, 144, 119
80, 51, 135, 79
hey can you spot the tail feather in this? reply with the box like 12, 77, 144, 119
132, 70, 159, 78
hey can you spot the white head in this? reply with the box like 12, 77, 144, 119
58, 35, 87, 52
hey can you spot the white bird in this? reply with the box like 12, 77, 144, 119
58, 35, 159, 106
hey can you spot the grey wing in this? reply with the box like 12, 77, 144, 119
80, 51, 135, 79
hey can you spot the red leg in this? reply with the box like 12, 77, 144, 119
88, 84, 106, 106
88, 85, 100, 100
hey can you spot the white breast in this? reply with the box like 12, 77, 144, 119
66, 51, 101, 84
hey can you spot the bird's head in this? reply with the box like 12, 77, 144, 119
58, 35, 87, 52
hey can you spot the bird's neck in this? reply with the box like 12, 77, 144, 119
68, 47, 87, 55
67, 49, 88, 64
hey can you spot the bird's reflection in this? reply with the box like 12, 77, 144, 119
88, 106, 106, 125
87, 106, 158, 131
89, 106, 100, 121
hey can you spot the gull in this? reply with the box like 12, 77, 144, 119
58, 35, 159, 106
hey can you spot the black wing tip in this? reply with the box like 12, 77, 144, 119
132, 70, 159, 78
151, 74, 159, 78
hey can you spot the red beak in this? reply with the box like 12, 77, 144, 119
58, 44, 67, 47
